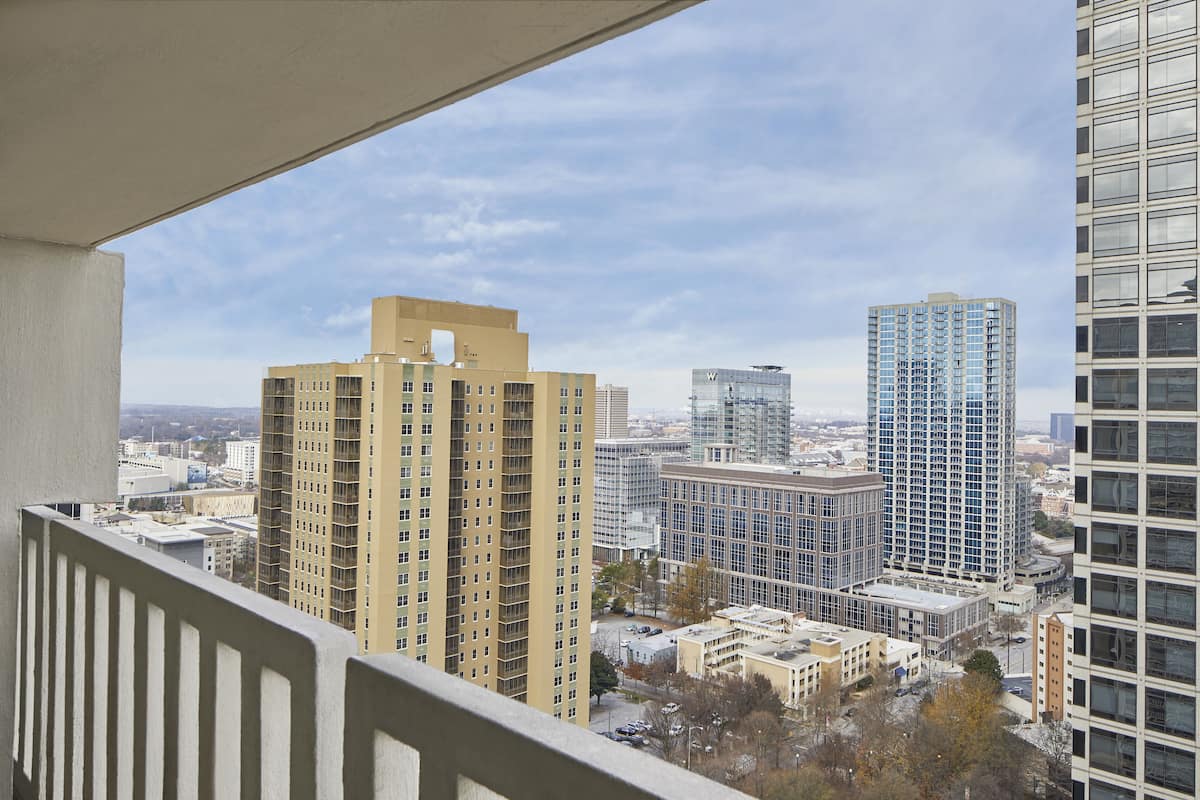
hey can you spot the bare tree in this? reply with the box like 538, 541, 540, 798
1037, 719, 1073, 797
644, 702, 683, 764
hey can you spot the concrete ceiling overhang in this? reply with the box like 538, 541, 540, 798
0, 0, 697, 248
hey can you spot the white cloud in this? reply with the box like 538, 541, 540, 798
322, 305, 371, 329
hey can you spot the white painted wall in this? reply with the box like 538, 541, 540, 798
0, 235, 124, 794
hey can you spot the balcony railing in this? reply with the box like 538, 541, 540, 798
15, 506, 740, 800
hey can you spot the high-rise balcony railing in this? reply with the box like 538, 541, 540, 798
15, 506, 734, 800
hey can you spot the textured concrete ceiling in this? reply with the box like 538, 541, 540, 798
0, 1, 696, 247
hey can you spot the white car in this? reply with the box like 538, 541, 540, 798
662, 702, 680, 715
669, 723, 684, 736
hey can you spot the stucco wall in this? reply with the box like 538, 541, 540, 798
0, 235, 124, 793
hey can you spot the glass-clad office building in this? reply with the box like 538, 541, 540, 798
1074, 3, 1200, 797
690, 367, 791, 465
867, 292, 1017, 590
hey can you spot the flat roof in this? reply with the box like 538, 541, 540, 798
662, 462, 883, 490
138, 529, 205, 545
853, 580, 982, 612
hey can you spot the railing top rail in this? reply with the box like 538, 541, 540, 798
344, 654, 744, 800
22, 506, 356, 671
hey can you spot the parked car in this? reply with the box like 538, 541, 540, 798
623, 609, 636, 617
632, 720, 651, 731
669, 723, 684, 736
1014, 636, 1026, 643
895, 687, 909, 697
662, 702, 680, 715
638, 625, 651, 634
600, 731, 621, 741
625, 624, 640, 632
650, 628, 663, 635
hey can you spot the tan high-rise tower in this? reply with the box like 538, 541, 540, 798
258, 296, 593, 724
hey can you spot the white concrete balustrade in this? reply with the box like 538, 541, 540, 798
15, 506, 741, 800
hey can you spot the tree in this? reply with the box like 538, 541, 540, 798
590, 651, 619, 705
962, 649, 1004, 685
1037, 720, 1073, 797
1028, 462, 1048, 479
667, 558, 726, 625
721, 672, 784, 724
993, 613, 1024, 643
643, 557, 664, 618
644, 702, 684, 763
759, 766, 837, 800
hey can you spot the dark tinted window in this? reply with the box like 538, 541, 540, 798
1093, 369, 1138, 409
1145, 687, 1195, 739
1075, 575, 1089, 605
1079, 77, 1091, 105
1094, 317, 1140, 358
1076, 374, 1090, 402
1077, 175, 1090, 203
1091, 625, 1137, 672
1147, 526, 1196, 574
1091, 676, 1137, 724
1077, 225, 1090, 253
1146, 473, 1197, 519
1148, 368, 1197, 410
1076, 325, 1090, 353
1078, 28, 1090, 56
1078, 126, 1090, 154
1145, 740, 1195, 794
1076, 275, 1089, 302
1146, 633, 1195, 683
1091, 471, 1138, 515
1090, 727, 1137, 778
1146, 580, 1195, 628
1075, 525, 1088, 555
1147, 421, 1196, 464
1076, 424, 1091, 453
1092, 420, 1138, 461
1092, 522, 1137, 567
1091, 573, 1138, 619
1147, 313, 1198, 356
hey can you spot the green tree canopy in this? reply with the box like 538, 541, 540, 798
962, 649, 1004, 686
590, 650, 619, 704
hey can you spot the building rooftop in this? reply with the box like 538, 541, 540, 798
628, 633, 678, 653
852, 579, 981, 612
662, 461, 883, 489
137, 529, 206, 546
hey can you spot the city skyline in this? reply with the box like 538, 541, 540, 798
110, 1, 1076, 421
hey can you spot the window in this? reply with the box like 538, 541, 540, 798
1145, 740, 1195, 794
1077, 374, 1090, 402
1092, 370, 1139, 409
1093, 522, 1138, 567
1078, 76, 1090, 106
1094, 214, 1139, 257
1149, 367, 1198, 409
1077, 225, 1090, 254
1092, 317, 1139, 358
1148, 47, 1197, 97
1090, 727, 1138, 778
1147, 313, 1197, 356
1093, 264, 1139, 307
1078, 27, 1090, 57
1147, 526, 1197, 573
1092, 573, 1138, 619
1078, 125, 1090, 155
1094, 60, 1139, 107
1146, 580, 1196, 628
1090, 677, 1137, 725
1146, 473, 1197, 519
1093, 162, 1139, 207
1147, 632, 1196, 682
1094, 9, 1138, 56
1149, 0, 1197, 45
1092, 420, 1139, 462
1076, 324, 1089, 353
1147, 421, 1197, 464
1148, 153, 1197, 200
1076, 274, 1089, 302
1149, 99, 1198, 149
1092, 471, 1139, 514
1150, 206, 1199, 252
1095, 110, 1139, 155
1092, 625, 1138, 672
1150, 261, 1199, 308
1089, 780, 1135, 800
1145, 686, 1196, 739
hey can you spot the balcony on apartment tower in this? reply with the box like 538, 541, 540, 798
0, 2, 739, 798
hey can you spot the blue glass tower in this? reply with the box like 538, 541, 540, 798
867, 292, 1017, 590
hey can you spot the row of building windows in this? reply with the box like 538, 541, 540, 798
1079, 470, 1197, 518
1078, 207, 1200, 256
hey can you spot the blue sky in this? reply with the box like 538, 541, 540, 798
114, 1, 1076, 421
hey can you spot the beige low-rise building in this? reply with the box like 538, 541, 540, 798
676, 606, 924, 712
1031, 610, 1073, 723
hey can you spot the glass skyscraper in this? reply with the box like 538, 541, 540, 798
867, 292, 1017, 591
1074, 3, 1200, 798
690, 367, 791, 464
